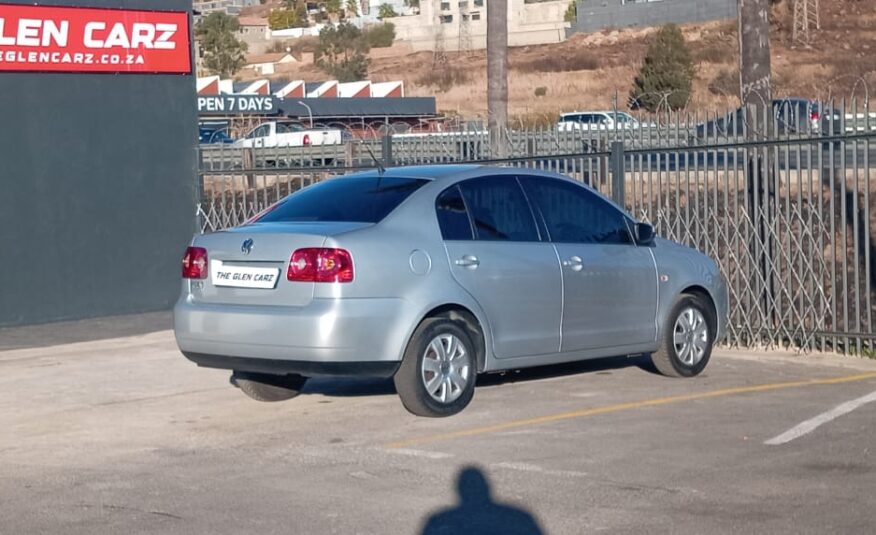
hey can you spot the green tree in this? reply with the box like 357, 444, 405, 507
315, 22, 370, 82
564, 1, 577, 23
378, 3, 398, 19
195, 12, 248, 77
629, 24, 695, 112
345, 0, 360, 17
364, 22, 395, 48
268, 7, 307, 30
324, 0, 343, 15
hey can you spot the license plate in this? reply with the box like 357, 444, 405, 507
211, 260, 280, 289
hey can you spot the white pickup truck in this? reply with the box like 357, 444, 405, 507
557, 111, 643, 132
234, 121, 343, 148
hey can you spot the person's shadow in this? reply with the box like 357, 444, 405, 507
421, 466, 544, 535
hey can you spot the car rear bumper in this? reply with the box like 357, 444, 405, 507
173, 296, 410, 376
181, 352, 399, 378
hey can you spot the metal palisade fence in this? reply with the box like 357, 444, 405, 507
197, 101, 876, 355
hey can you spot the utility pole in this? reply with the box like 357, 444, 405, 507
738, 0, 772, 113
738, 0, 775, 333
487, 0, 509, 159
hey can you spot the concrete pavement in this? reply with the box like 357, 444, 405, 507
2, 326, 876, 534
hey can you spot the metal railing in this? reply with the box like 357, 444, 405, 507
197, 101, 876, 355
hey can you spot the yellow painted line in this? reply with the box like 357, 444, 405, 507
386, 371, 876, 449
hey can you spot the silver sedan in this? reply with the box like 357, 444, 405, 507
174, 165, 728, 416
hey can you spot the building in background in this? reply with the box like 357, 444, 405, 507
196, 75, 438, 132
244, 53, 301, 75
568, 0, 736, 35
364, 0, 411, 16
237, 16, 272, 54
193, 0, 260, 20
388, 0, 569, 52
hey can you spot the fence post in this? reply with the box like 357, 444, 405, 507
344, 140, 355, 168
243, 147, 255, 189
196, 145, 206, 233
610, 140, 625, 206
381, 134, 394, 167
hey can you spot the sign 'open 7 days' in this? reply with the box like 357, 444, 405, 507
0, 3, 191, 74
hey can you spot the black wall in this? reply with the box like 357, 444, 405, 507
0, 0, 198, 326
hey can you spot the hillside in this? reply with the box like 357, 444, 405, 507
248, 0, 876, 122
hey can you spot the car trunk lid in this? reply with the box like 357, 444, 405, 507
189, 222, 370, 307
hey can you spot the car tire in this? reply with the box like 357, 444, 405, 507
232, 371, 307, 402
394, 318, 477, 417
651, 293, 716, 378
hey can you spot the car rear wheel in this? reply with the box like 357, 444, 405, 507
394, 318, 476, 417
651, 293, 715, 377
232, 371, 307, 402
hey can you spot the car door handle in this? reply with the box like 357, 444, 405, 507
562, 256, 584, 271
454, 255, 480, 269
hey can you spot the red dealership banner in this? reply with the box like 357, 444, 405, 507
0, 4, 191, 74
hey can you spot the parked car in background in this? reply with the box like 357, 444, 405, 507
693, 98, 843, 140
199, 127, 235, 145
174, 166, 728, 417
235, 121, 343, 148
558, 111, 642, 132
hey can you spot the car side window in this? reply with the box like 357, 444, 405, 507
435, 185, 474, 240
458, 176, 539, 242
248, 124, 269, 138
520, 177, 633, 245
774, 101, 791, 125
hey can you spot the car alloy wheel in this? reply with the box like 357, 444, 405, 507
673, 306, 709, 367
650, 293, 715, 378
421, 333, 471, 404
395, 318, 478, 417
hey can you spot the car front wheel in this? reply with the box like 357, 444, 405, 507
394, 318, 476, 417
651, 293, 715, 377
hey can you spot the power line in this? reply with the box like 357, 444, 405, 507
458, 1, 473, 56
432, 0, 448, 67
793, 0, 820, 44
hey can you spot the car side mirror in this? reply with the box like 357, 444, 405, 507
635, 223, 655, 246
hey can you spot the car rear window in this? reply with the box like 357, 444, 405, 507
255, 176, 427, 224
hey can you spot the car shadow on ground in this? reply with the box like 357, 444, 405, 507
420, 465, 544, 535
301, 354, 659, 398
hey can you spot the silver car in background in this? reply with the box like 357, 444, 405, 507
174, 165, 728, 417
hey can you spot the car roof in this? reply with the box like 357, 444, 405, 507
560, 111, 631, 116
561, 111, 609, 116
345, 164, 483, 181
343, 164, 587, 187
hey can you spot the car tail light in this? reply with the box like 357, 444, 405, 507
287, 248, 353, 283
303, 134, 311, 146
182, 247, 208, 279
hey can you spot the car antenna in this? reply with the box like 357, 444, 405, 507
348, 127, 386, 175
361, 139, 386, 175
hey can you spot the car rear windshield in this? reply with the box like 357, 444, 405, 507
255, 176, 428, 224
